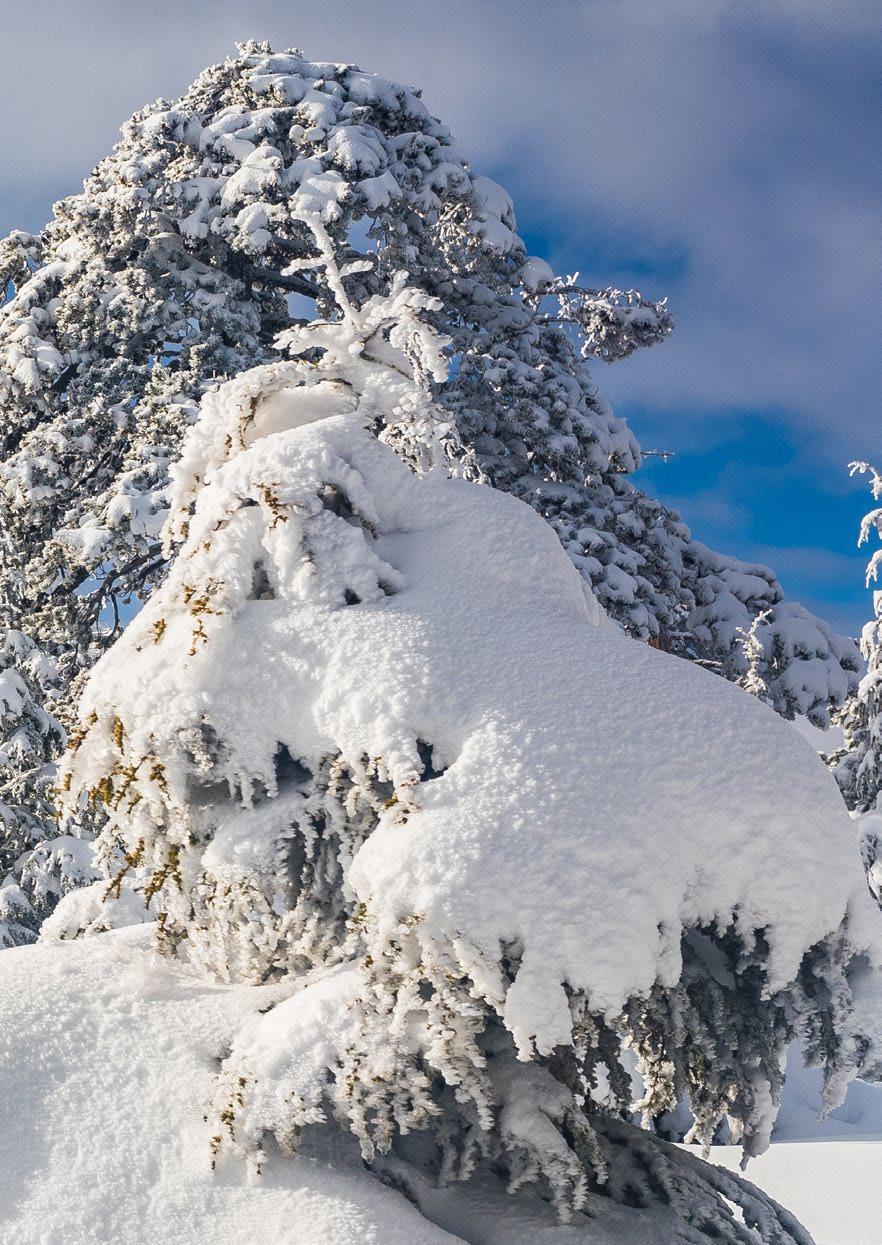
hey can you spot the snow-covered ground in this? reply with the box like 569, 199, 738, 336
712, 1140, 881, 1245
0, 925, 878, 1245
711, 1051, 882, 1245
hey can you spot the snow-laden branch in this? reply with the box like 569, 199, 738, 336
525, 275, 674, 362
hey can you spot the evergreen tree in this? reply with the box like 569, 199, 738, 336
0, 630, 62, 944
0, 631, 63, 876
0, 629, 96, 943
829, 463, 882, 824
0, 42, 860, 931
57, 222, 882, 1243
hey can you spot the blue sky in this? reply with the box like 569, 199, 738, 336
2, 1, 880, 634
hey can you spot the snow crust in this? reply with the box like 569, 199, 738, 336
65, 400, 882, 1058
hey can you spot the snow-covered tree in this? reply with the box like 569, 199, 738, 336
0, 630, 94, 945
0, 632, 62, 873
55, 227, 882, 1243
827, 463, 882, 915
0, 42, 859, 928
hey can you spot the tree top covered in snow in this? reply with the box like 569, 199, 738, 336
0, 39, 857, 727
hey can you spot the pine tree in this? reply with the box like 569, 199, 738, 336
0, 42, 859, 931
0, 631, 62, 872
0, 630, 62, 944
0, 629, 97, 943
828, 465, 882, 830
57, 222, 882, 1243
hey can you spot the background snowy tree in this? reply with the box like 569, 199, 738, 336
0, 42, 861, 929
827, 464, 882, 916
0, 630, 90, 945
827, 462, 882, 814
55, 221, 882, 1244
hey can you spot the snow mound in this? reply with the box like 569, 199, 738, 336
0, 928, 461, 1245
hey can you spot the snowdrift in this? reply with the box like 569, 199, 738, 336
0, 927, 458, 1245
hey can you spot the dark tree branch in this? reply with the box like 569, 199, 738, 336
241, 264, 320, 300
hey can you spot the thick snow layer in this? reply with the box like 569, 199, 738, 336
790, 714, 845, 754
0, 925, 774, 1245
66, 407, 882, 1058
713, 1140, 882, 1245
